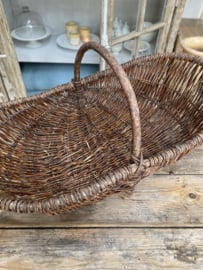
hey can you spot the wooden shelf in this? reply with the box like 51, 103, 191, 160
13, 33, 153, 65
13, 34, 100, 64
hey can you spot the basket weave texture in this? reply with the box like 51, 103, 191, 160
0, 42, 202, 215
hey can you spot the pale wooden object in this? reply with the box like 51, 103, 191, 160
133, 0, 147, 57
166, 0, 186, 52
0, 174, 203, 228
0, 0, 26, 101
100, 0, 111, 70
0, 228, 203, 269
107, 0, 114, 46
156, 0, 177, 53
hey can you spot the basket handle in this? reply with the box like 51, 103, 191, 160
73, 41, 141, 161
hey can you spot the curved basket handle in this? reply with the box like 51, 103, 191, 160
73, 41, 141, 161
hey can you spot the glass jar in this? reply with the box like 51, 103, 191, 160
80, 27, 91, 42
14, 6, 46, 39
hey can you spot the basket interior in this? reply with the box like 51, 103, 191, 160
0, 54, 202, 202
124, 55, 203, 157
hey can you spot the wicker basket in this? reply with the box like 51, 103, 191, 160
0, 42, 202, 215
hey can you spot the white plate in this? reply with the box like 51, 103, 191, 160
56, 33, 100, 50
124, 40, 151, 56
11, 26, 51, 42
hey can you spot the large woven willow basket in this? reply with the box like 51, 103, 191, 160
0, 42, 202, 215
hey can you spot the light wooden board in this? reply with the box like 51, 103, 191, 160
0, 174, 203, 228
0, 1, 26, 99
0, 228, 203, 270
165, 0, 186, 52
159, 147, 203, 175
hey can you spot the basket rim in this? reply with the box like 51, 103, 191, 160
0, 51, 202, 214
0, 132, 202, 214
0, 52, 202, 110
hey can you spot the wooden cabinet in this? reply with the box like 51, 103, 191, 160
100, 0, 186, 68
0, 0, 186, 97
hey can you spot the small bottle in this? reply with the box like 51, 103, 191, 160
122, 22, 130, 35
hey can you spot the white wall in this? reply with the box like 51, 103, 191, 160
182, 0, 203, 18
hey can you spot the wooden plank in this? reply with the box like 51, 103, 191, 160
107, 0, 114, 46
166, 0, 186, 52
156, 0, 176, 53
133, 0, 147, 57
0, 174, 203, 228
0, 228, 203, 269
159, 147, 203, 175
0, 63, 10, 102
100, 0, 111, 70
0, 1, 26, 99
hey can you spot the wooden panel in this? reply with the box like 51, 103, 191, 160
0, 0, 26, 100
0, 173, 203, 228
156, 0, 176, 53
166, 0, 186, 52
133, 0, 147, 57
159, 147, 203, 175
0, 228, 203, 269
0, 62, 9, 102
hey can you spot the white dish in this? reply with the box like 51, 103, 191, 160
56, 33, 99, 50
124, 40, 151, 56
11, 26, 51, 42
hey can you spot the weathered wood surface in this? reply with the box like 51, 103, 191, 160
0, 145, 202, 228
159, 147, 203, 175
156, 0, 176, 53
0, 1, 26, 100
165, 0, 186, 52
0, 174, 202, 228
0, 228, 203, 270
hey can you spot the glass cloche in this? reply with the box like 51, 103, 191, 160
11, 6, 51, 48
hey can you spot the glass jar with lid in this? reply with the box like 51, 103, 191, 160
14, 6, 46, 39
